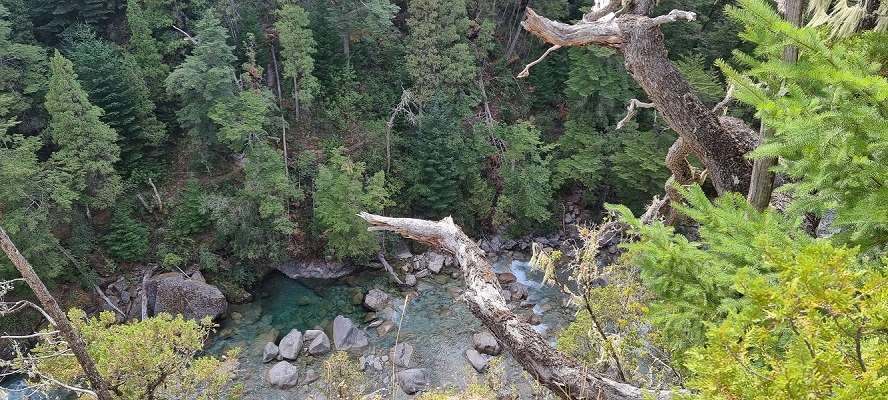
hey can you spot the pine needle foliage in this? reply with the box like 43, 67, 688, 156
720, 0, 888, 251
685, 241, 888, 399
612, 184, 811, 364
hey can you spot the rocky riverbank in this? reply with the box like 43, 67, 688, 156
206, 248, 576, 399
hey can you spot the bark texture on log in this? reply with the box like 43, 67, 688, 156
522, 8, 755, 196
358, 213, 674, 400
0, 226, 114, 400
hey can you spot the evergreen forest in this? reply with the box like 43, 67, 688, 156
0, 0, 887, 398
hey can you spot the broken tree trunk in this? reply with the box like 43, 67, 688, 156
521, 8, 756, 196
358, 213, 675, 400
0, 225, 114, 400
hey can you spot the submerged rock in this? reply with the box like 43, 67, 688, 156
276, 259, 357, 280
264, 361, 299, 389
299, 369, 319, 386
332, 315, 368, 351
363, 289, 389, 311
278, 329, 303, 360
389, 342, 414, 368
396, 368, 429, 395
147, 272, 227, 321
509, 282, 529, 301
472, 331, 501, 356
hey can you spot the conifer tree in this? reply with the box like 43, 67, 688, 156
165, 10, 237, 147
0, 4, 45, 131
274, 0, 319, 119
493, 121, 554, 230
125, 0, 169, 100
314, 148, 390, 259
45, 50, 122, 211
69, 32, 166, 168
404, 0, 478, 104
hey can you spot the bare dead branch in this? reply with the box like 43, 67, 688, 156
583, 0, 623, 22
1, 330, 60, 340
376, 252, 404, 285
711, 85, 736, 114
516, 44, 562, 78
650, 10, 697, 26
171, 25, 199, 45
616, 99, 655, 130
94, 285, 126, 320
522, 8, 623, 48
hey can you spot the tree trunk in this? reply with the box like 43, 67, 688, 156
0, 226, 114, 400
746, 0, 803, 211
358, 213, 677, 400
521, 8, 757, 195
293, 75, 300, 121
269, 44, 289, 180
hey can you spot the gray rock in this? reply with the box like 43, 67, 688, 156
405, 274, 417, 286
426, 251, 445, 274
119, 290, 131, 304
278, 329, 303, 360
303, 329, 324, 342
191, 270, 206, 283
389, 342, 414, 368
299, 369, 319, 386
276, 259, 357, 280
262, 342, 279, 363
395, 242, 413, 259
444, 255, 456, 268
501, 290, 512, 302
502, 239, 518, 250
465, 349, 488, 372
363, 289, 389, 311
472, 331, 501, 356
332, 315, 368, 351
307, 331, 331, 356
509, 282, 529, 301
264, 361, 299, 389
396, 368, 429, 395
414, 269, 430, 278
147, 272, 227, 321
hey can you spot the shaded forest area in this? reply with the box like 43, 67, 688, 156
0, 0, 745, 306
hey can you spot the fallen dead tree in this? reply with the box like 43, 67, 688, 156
358, 212, 676, 400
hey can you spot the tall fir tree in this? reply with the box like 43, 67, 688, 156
45, 50, 122, 211
404, 0, 478, 104
274, 0, 319, 120
125, 0, 169, 100
165, 9, 237, 148
68, 32, 166, 169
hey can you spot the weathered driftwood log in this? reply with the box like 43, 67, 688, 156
358, 213, 674, 400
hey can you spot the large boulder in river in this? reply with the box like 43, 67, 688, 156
264, 362, 299, 389
396, 368, 429, 395
363, 289, 389, 311
147, 272, 227, 321
472, 331, 502, 356
276, 259, 358, 280
332, 315, 368, 351
262, 342, 279, 363
278, 329, 303, 360
304, 330, 331, 355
